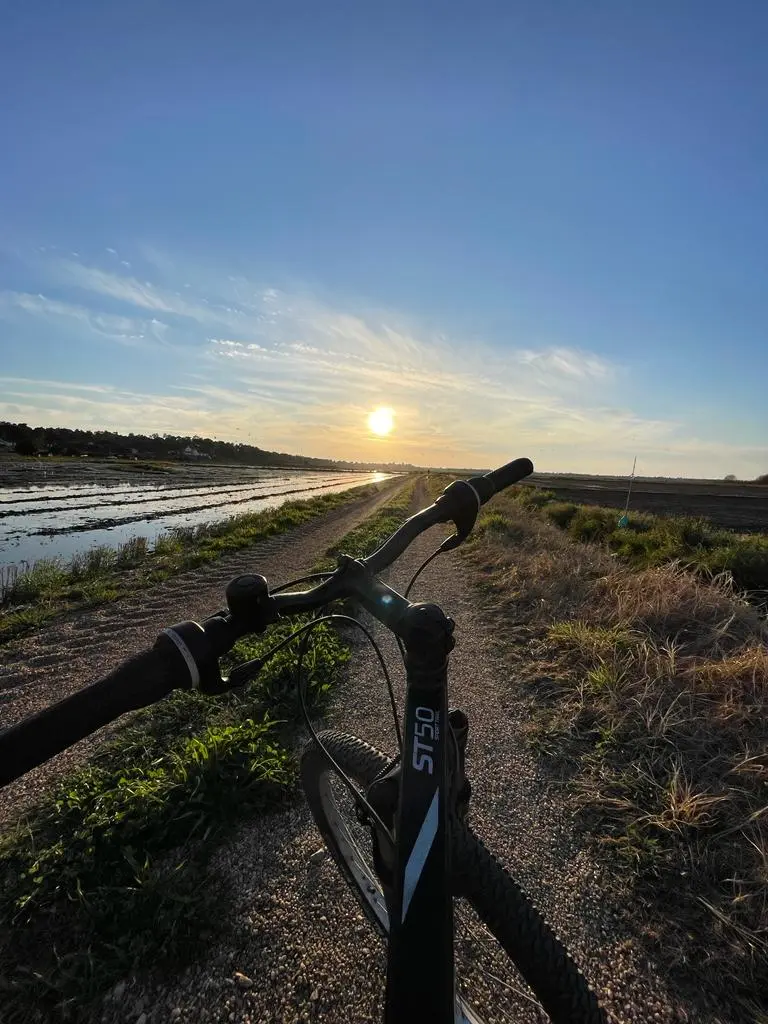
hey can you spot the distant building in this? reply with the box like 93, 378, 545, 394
182, 445, 210, 460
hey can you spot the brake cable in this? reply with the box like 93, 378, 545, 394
404, 544, 445, 599
231, 552, 450, 834
271, 571, 334, 593
296, 612, 403, 752
295, 613, 397, 839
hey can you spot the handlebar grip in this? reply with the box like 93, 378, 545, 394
468, 457, 534, 503
0, 644, 179, 788
486, 457, 534, 495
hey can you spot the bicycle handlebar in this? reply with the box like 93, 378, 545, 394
0, 458, 533, 787
362, 457, 533, 571
0, 647, 177, 786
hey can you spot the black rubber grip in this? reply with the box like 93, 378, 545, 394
0, 645, 179, 788
486, 457, 534, 494
468, 457, 534, 504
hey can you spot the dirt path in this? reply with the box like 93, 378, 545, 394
0, 480, 404, 827
94, 487, 718, 1024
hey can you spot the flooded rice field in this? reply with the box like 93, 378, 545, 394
0, 468, 391, 571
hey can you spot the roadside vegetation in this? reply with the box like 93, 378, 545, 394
466, 489, 768, 1019
0, 479, 416, 1021
511, 483, 768, 595
0, 482, 390, 646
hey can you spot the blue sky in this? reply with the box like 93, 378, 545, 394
1, 2, 766, 475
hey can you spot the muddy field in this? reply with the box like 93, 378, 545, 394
0, 455, 354, 490
532, 473, 768, 533
0, 456, 391, 569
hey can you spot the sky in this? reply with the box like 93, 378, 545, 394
1, 2, 766, 477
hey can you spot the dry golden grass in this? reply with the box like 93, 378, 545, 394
466, 492, 768, 1019
593, 562, 767, 656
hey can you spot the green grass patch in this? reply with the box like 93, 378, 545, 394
0, 617, 346, 1019
473, 509, 528, 545
0, 477, 417, 1020
547, 621, 636, 665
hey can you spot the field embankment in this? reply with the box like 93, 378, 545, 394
465, 488, 768, 1020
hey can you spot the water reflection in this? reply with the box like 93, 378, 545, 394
0, 470, 393, 571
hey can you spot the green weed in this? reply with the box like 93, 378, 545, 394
544, 501, 578, 529
69, 546, 117, 580
3, 559, 68, 604
115, 536, 149, 568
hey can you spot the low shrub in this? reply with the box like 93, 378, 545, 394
544, 501, 578, 529
511, 484, 557, 509
516, 493, 768, 597
697, 536, 768, 593
567, 505, 618, 544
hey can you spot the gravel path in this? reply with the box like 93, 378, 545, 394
0, 480, 403, 827
93, 487, 722, 1024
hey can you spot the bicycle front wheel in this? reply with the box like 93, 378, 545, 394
301, 730, 606, 1024
452, 824, 606, 1023
301, 729, 391, 935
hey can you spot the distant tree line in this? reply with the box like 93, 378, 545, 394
0, 421, 422, 474
725, 472, 768, 485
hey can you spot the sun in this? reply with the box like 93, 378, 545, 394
367, 406, 395, 436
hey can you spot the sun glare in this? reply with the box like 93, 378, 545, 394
367, 406, 395, 436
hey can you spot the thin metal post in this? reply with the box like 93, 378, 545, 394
618, 456, 637, 527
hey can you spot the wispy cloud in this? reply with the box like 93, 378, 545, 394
0, 290, 168, 347
0, 376, 127, 395
2, 247, 765, 476
51, 261, 196, 316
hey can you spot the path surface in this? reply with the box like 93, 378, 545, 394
94, 487, 718, 1024
0, 480, 403, 827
